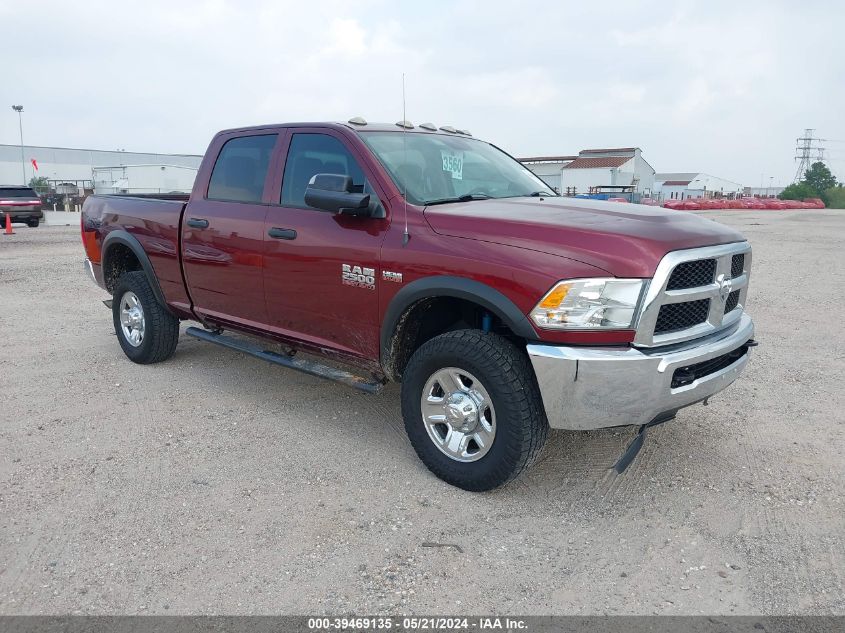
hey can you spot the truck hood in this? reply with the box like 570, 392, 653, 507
423, 197, 746, 277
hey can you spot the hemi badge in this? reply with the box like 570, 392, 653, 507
382, 271, 403, 283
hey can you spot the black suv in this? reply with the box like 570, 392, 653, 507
0, 186, 43, 227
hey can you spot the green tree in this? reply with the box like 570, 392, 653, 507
28, 176, 49, 194
779, 182, 816, 201
803, 162, 837, 194
824, 186, 845, 209
779, 161, 839, 205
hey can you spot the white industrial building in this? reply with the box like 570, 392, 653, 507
0, 143, 202, 191
517, 155, 577, 193
521, 148, 656, 198
743, 185, 785, 199
92, 164, 198, 194
655, 173, 744, 200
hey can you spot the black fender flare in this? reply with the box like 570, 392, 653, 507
102, 230, 173, 314
380, 275, 537, 378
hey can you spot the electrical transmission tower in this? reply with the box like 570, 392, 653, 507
794, 129, 826, 182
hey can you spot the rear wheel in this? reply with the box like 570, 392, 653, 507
27, 218, 40, 227
112, 271, 179, 364
400, 330, 548, 491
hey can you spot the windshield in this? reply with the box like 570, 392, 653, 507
359, 132, 555, 206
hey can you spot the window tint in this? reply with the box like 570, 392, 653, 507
207, 134, 277, 203
0, 187, 38, 198
281, 134, 369, 208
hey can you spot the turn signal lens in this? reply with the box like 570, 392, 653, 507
538, 283, 571, 309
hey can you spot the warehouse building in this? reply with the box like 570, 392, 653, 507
0, 143, 202, 192
655, 172, 744, 200
743, 185, 785, 199
521, 147, 656, 198
93, 164, 199, 194
517, 155, 577, 193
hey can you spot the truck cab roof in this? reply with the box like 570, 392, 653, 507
215, 120, 475, 138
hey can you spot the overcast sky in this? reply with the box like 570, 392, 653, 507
2, 0, 843, 185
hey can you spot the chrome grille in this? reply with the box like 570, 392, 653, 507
655, 299, 710, 333
731, 254, 745, 279
724, 290, 740, 314
634, 242, 752, 347
666, 259, 716, 290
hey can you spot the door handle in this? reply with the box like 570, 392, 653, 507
268, 227, 297, 240
186, 218, 209, 229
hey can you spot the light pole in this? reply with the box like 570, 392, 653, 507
11, 105, 25, 185
769, 176, 774, 199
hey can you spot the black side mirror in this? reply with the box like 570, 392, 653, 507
305, 174, 371, 216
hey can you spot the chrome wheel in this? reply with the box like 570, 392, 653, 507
420, 367, 496, 463
119, 291, 145, 347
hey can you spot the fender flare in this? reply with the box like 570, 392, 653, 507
380, 275, 537, 377
102, 230, 173, 314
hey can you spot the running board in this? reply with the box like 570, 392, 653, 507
185, 326, 384, 394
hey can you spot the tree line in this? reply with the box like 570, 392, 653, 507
780, 162, 844, 208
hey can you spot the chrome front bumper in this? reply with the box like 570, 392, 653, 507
526, 313, 754, 430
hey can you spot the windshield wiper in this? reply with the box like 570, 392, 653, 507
528, 190, 556, 197
425, 193, 493, 206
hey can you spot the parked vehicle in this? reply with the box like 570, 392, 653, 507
0, 186, 43, 227
81, 120, 755, 491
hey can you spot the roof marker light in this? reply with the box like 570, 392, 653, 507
348, 116, 367, 125
439, 125, 457, 133
395, 120, 414, 129
419, 122, 437, 131
456, 129, 472, 136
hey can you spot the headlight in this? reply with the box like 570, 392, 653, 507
530, 278, 645, 329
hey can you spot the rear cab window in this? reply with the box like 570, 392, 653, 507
207, 134, 278, 203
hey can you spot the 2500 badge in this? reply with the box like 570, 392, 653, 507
342, 264, 376, 290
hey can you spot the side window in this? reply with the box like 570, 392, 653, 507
207, 134, 277, 203
281, 134, 370, 208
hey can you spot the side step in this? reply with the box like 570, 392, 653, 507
185, 326, 384, 394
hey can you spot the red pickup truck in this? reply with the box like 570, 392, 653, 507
81, 119, 754, 490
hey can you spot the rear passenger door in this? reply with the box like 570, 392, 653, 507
181, 132, 280, 328
262, 130, 389, 360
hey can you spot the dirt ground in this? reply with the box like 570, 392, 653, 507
0, 210, 843, 615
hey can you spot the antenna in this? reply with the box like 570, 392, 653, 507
401, 73, 410, 246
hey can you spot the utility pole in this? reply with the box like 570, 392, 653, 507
794, 128, 826, 182
11, 105, 26, 184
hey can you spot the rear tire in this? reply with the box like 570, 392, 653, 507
401, 330, 548, 491
112, 271, 179, 364
27, 218, 40, 227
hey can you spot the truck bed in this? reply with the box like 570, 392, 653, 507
82, 193, 191, 313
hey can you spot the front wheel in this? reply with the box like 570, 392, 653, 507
112, 271, 179, 364
401, 330, 548, 491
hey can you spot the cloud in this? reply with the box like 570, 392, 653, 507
1, 0, 842, 184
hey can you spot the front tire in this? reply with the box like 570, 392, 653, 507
112, 271, 179, 364
401, 330, 548, 491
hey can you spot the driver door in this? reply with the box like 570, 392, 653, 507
262, 130, 389, 360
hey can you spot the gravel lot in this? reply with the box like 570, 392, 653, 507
1, 210, 843, 615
